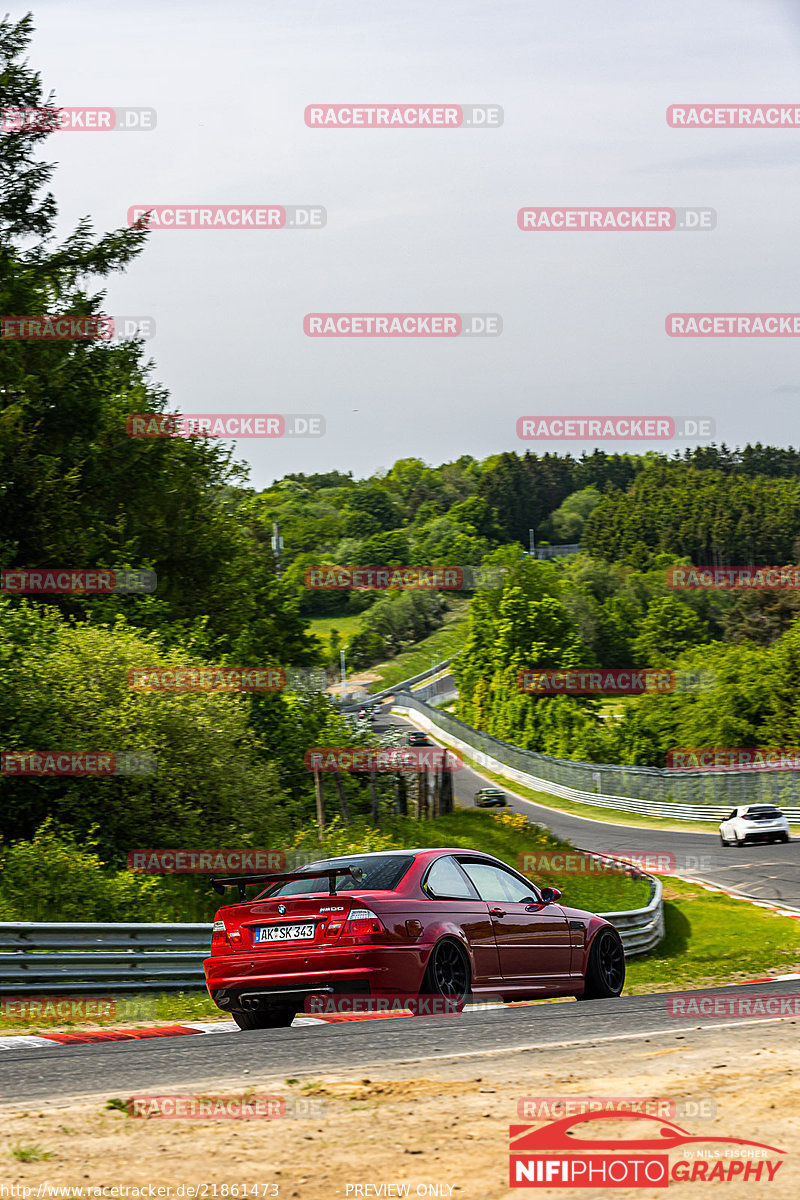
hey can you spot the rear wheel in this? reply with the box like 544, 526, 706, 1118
231, 1006, 294, 1030
719, 832, 728, 847
422, 939, 471, 1006
580, 928, 625, 1000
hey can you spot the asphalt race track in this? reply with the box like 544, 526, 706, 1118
2, 980, 798, 1105
382, 703, 800, 910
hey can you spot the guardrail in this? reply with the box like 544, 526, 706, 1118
0, 877, 664, 993
578, 859, 665, 957
338, 657, 454, 711
0, 923, 210, 992
393, 696, 800, 822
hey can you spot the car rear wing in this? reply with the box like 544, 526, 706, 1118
211, 865, 366, 900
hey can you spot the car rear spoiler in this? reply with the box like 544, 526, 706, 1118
211, 865, 366, 900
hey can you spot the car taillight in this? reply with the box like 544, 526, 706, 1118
342, 907, 386, 942
210, 918, 229, 951
210, 916, 243, 952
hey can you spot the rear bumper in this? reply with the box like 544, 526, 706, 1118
204, 945, 428, 1010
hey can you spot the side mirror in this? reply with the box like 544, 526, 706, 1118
540, 887, 562, 904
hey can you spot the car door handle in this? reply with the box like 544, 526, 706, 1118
489, 907, 506, 917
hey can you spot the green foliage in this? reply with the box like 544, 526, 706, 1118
0, 820, 165, 920
547, 486, 601, 542
0, 600, 290, 859
631, 596, 709, 665
584, 460, 800, 567
347, 591, 447, 668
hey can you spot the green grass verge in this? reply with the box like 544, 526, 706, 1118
306, 612, 366, 648
367, 600, 470, 692
0, 990, 221, 1033
625, 877, 800, 993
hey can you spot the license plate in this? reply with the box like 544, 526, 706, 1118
254, 923, 316, 944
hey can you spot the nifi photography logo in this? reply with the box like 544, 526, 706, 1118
508, 1111, 786, 1187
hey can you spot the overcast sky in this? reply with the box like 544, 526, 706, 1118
15, 0, 800, 486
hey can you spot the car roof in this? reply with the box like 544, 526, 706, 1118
296, 847, 502, 867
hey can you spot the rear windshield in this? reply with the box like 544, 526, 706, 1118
749, 807, 781, 816
264, 854, 415, 897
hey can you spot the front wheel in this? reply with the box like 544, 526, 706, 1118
580, 928, 626, 1000
232, 1006, 294, 1030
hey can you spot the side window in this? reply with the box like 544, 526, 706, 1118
460, 862, 539, 903
425, 856, 478, 900
727, 809, 738, 820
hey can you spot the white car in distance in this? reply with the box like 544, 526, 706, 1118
719, 804, 790, 846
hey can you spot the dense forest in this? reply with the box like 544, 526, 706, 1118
4, 13, 800, 902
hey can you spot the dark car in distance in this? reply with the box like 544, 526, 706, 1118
475, 788, 507, 808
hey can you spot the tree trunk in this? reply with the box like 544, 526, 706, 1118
332, 769, 351, 824
395, 773, 407, 815
370, 767, 379, 826
440, 763, 453, 815
313, 761, 325, 838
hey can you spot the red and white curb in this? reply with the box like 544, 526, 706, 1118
0, 1004, 517, 1050
0, 1020, 236, 1050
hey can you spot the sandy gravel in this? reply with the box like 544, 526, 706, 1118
1, 1018, 797, 1199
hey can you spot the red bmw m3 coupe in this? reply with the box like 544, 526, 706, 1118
203, 848, 625, 1029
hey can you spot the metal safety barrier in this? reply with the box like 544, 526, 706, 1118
0, 872, 664, 995
0, 923, 211, 992
393, 696, 800, 822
